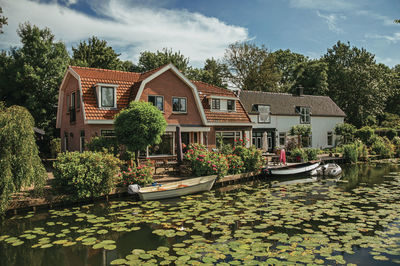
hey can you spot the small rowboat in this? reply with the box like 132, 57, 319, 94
128, 175, 217, 201
263, 161, 321, 176
310, 163, 342, 177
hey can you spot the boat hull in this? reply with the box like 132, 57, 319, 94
137, 175, 217, 201
267, 161, 321, 176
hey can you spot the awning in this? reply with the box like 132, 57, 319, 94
166, 125, 210, 132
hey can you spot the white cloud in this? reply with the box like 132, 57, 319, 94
365, 32, 400, 43
316, 11, 346, 33
356, 10, 396, 26
289, 0, 356, 12
0, 0, 248, 67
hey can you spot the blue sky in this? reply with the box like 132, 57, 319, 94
0, 0, 399, 67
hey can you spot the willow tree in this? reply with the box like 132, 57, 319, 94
0, 103, 46, 214
114, 101, 167, 165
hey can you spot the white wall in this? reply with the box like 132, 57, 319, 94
249, 114, 344, 149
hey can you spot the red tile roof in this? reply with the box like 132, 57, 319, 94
69, 66, 251, 124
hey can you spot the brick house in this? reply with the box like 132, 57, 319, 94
56, 64, 252, 157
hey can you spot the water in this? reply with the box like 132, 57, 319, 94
1, 163, 400, 265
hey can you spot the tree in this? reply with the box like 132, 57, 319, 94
395, 19, 400, 24
0, 103, 46, 214
292, 60, 328, 95
385, 64, 400, 116
224, 42, 281, 91
272, 49, 308, 92
0, 7, 7, 34
323, 41, 390, 127
187, 58, 229, 88
71, 36, 125, 70
137, 48, 190, 73
0, 23, 70, 146
334, 123, 356, 145
114, 101, 167, 165
289, 125, 312, 148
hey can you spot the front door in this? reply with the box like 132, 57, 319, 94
181, 132, 190, 147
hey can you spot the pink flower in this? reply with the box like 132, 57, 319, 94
212, 164, 216, 167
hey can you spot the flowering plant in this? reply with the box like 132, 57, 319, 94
119, 160, 153, 186
226, 154, 244, 174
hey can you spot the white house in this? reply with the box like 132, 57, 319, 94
239, 88, 346, 151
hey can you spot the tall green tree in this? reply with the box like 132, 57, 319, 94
71, 36, 128, 70
0, 103, 46, 214
323, 41, 390, 127
187, 58, 229, 88
272, 49, 308, 92
0, 23, 70, 138
385, 64, 400, 116
292, 60, 328, 95
0, 6, 7, 34
224, 42, 281, 91
137, 48, 190, 73
114, 101, 167, 165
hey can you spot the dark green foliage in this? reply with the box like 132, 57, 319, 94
304, 148, 318, 161
49, 138, 61, 158
289, 125, 312, 148
292, 60, 328, 96
323, 41, 391, 127
72, 36, 125, 70
370, 136, 394, 159
87, 136, 119, 156
355, 126, 375, 145
114, 101, 167, 165
355, 141, 369, 162
334, 123, 356, 144
290, 148, 308, 162
343, 143, 358, 163
0, 7, 7, 34
186, 58, 229, 88
233, 145, 264, 172
0, 23, 70, 150
53, 151, 121, 199
226, 154, 244, 174
0, 104, 46, 214
224, 42, 281, 91
137, 48, 190, 73
392, 136, 400, 157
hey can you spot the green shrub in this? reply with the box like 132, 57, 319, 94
334, 123, 356, 144
87, 136, 119, 156
386, 128, 398, 140
343, 143, 358, 163
226, 154, 244, 174
304, 148, 318, 161
233, 145, 264, 172
355, 140, 369, 161
371, 136, 394, 158
220, 143, 233, 155
355, 126, 375, 145
290, 148, 308, 162
53, 151, 121, 199
50, 138, 61, 158
119, 161, 153, 186
393, 136, 400, 157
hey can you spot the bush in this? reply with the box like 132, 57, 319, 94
233, 145, 264, 172
119, 161, 153, 186
220, 143, 234, 155
285, 138, 297, 151
334, 123, 356, 144
53, 151, 121, 199
355, 140, 369, 161
371, 136, 394, 158
355, 126, 375, 145
304, 148, 319, 161
87, 136, 119, 156
290, 148, 308, 162
343, 143, 358, 163
50, 138, 61, 158
226, 154, 244, 174
393, 136, 400, 157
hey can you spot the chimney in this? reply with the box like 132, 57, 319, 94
295, 85, 304, 96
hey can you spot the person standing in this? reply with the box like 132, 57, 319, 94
280, 148, 286, 165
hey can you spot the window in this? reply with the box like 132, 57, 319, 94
101, 87, 115, 108
327, 131, 333, 146
212, 99, 220, 110
76, 90, 80, 110
70, 92, 76, 123
216, 131, 241, 147
296, 106, 310, 124
149, 133, 174, 156
252, 132, 263, 149
80, 130, 85, 152
148, 95, 164, 111
101, 130, 115, 137
258, 105, 270, 123
279, 132, 286, 146
172, 97, 187, 113
227, 100, 235, 111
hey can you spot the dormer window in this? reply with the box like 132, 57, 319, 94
296, 106, 310, 124
227, 100, 235, 111
211, 98, 236, 112
212, 99, 220, 110
96, 83, 118, 109
252, 104, 270, 123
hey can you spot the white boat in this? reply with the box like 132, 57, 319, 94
263, 161, 321, 176
127, 175, 217, 201
310, 163, 342, 177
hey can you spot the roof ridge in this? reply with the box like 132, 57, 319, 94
139, 63, 170, 76
241, 90, 330, 98
70, 65, 141, 75
192, 80, 233, 92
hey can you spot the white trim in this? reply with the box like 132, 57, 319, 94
97, 85, 118, 109
148, 94, 165, 112
134, 63, 208, 125
210, 95, 238, 101
207, 122, 253, 126
86, 119, 114, 125
166, 125, 210, 132
172, 96, 187, 113
96, 83, 119, 88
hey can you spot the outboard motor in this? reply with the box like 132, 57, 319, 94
128, 184, 141, 195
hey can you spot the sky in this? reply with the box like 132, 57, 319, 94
0, 0, 399, 68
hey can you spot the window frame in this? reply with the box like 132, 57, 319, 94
327, 131, 333, 146
172, 97, 187, 113
279, 132, 286, 146
100, 130, 116, 137
148, 95, 164, 112
216, 131, 242, 148
101, 86, 116, 108
297, 106, 311, 124
211, 98, 221, 110
257, 104, 271, 124
227, 100, 236, 112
